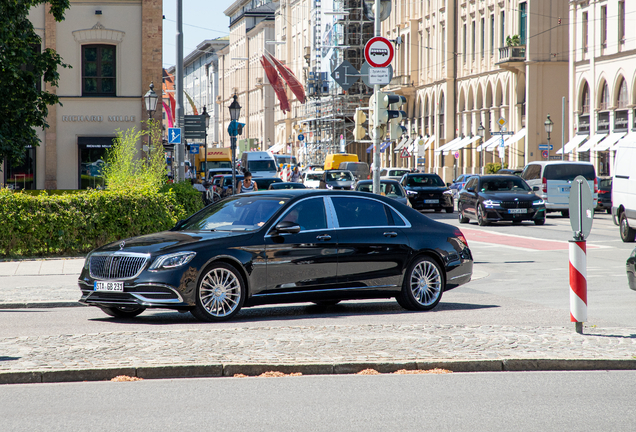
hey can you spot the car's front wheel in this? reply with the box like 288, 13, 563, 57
458, 204, 469, 223
620, 212, 636, 242
99, 306, 146, 319
477, 205, 489, 226
396, 256, 444, 311
191, 262, 245, 322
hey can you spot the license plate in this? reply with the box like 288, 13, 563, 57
94, 281, 124, 292
508, 208, 528, 214
425, 199, 439, 204
560, 187, 570, 193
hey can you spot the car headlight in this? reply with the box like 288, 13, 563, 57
149, 252, 196, 271
326, 184, 333, 189
483, 200, 501, 208
533, 199, 545, 206
350, 184, 355, 189
406, 190, 417, 196
443, 190, 454, 195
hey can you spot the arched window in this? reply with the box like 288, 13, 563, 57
599, 81, 609, 110
424, 98, 430, 135
617, 78, 628, 109
581, 82, 590, 114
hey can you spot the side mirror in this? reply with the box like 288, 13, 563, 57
406, 190, 417, 196
465, 187, 475, 193
446, 182, 451, 187
532, 186, 540, 191
273, 220, 301, 235
173, 219, 185, 230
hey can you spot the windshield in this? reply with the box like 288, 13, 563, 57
389, 169, 409, 177
357, 182, 404, 197
406, 175, 445, 187
599, 178, 612, 189
544, 164, 595, 181
248, 160, 277, 172
180, 196, 289, 231
305, 173, 323, 181
326, 171, 354, 182
480, 178, 531, 192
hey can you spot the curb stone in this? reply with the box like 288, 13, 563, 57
0, 301, 85, 309
2, 359, 636, 385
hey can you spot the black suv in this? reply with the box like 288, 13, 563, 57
400, 173, 454, 213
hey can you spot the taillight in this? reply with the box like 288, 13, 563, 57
594, 177, 598, 194
542, 177, 547, 193
454, 228, 469, 248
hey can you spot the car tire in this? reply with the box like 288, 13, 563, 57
191, 262, 245, 322
312, 300, 341, 307
396, 256, 444, 311
561, 210, 570, 218
534, 219, 546, 226
607, 209, 612, 214
477, 205, 489, 226
99, 306, 146, 319
458, 205, 469, 224
434, 208, 442, 213
445, 207, 454, 214
620, 212, 636, 243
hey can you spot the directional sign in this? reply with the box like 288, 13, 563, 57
331, 60, 360, 92
298, 134, 305, 141
168, 128, 181, 144
184, 115, 206, 140
569, 175, 594, 241
364, 37, 394, 68
360, 62, 393, 88
189, 144, 199, 154
538, 144, 554, 150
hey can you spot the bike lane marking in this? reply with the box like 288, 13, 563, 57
459, 227, 601, 251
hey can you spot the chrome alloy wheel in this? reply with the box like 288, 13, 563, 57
410, 260, 443, 307
199, 267, 242, 317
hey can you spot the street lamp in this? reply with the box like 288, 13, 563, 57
143, 82, 158, 164
544, 114, 554, 161
228, 94, 241, 195
477, 122, 485, 174
202, 106, 210, 182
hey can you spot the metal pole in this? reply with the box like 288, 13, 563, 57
176, 0, 185, 182
203, 131, 207, 182
231, 135, 236, 195
372, 0, 381, 195
562, 96, 566, 161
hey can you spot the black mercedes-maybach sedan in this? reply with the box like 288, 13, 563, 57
457, 175, 546, 225
78, 190, 473, 322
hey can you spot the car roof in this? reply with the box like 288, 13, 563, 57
526, 161, 594, 167
405, 173, 439, 177
478, 175, 525, 181
357, 179, 399, 185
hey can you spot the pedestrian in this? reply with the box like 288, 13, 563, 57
185, 164, 195, 184
290, 166, 301, 182
237, 171, 258, 193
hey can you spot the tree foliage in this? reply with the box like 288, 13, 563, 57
0, 0, 70, 164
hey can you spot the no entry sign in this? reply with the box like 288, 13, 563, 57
364, 37, 394, 68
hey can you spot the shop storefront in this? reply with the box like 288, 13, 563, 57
78, 137, 115, 189
4, 147, 36, 190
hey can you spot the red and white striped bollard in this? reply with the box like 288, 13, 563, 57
569, 240, 587, 334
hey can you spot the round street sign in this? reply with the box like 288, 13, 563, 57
542, 150, 549, 158
569, 175, 594, 241
453, 151, 460, 159
364, 37, 394, 68
298, 134, 304, 141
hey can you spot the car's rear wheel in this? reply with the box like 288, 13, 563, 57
458, 204, 469, 223
99, 306, 146, 319
534, 218, 546, 226
620, 212, 636, 242
477, 205, 489, 226
561, 210, 570, 218
191, 262, 245, 322
396, 256, 444, 311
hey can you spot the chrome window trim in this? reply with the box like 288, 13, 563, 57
264, 196, 333, 238
326, 196, 412, 229
89, 252, 151, 281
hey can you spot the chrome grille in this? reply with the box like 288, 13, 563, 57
90, 254, 149, 280
500, 201, 532, 209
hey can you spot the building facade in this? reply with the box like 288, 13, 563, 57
569, 0, 636, 176
1, 0, 163, 190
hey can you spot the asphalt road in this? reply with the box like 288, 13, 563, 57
2, 371, 635, 431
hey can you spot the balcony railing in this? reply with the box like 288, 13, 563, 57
497, 45, 526, 63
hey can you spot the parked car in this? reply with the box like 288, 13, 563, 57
521, 161, 597, 217
400, 173, 454, 213
269, 182, 306, 190
303, 170, 323, 189
457, 174, 546, 226
380, 168, 412, 181
596, 176, 612, 214
448, 174, 474, 199
78, 190, 473, 321
627, 247, 636, 291
496, 168, 523, 176
355, 179, 409, 206
612, 143, 636, 242
338, 161, 370, 181
319, 170, 356, 190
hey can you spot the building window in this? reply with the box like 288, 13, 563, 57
619, 0, 626, 44
582, 12, 588, 53
500, 11, 505, 47
82, 45, 116, 96
78, 137, 114, 189
481, 17, 485, 58
519, 2, 527, 45
472, 20, 476, 61
463, 23, 467, 63
600, 6, 607, 49
439, 93, 445, 139
441, 25, 446, 65
581, 82, 590, 114
490, 15, 495, 54
599, 82, 609, 111
426, 30, 431, 69
617, 79, 628, 109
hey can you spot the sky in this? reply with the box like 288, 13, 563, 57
162, 0, 235, 69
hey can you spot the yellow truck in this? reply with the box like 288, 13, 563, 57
323, 153, 359, 170
196, 148, 233, 180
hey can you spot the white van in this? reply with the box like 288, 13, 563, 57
612, 143, 636, 242
240, 151, 278, 178
521, 161, 598, 217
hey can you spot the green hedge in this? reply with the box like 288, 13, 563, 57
0, 183, 203, 257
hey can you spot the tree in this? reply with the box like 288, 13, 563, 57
0, 0, 70, 164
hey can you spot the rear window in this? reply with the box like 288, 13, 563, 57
599, 178, 612, 189
544, 164, 595, 181
406, 175, 445, 187
248, 160, 277, 172
522, 164, 541, 180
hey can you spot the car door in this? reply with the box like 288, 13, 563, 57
329, 196, 410, 291
263, 197, 339, 294
461, 177, 479, 217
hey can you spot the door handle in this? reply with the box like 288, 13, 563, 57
383, 232, 398, 238
316, 234, 332, 241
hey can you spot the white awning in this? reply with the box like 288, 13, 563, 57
422, 135, 435, 151
594, 132, 626, 151
503, 128, 527, 147
434, 136, 462, 154
485, 135, 507, 151
453, 135, 481, 152
267, 142, 284, 153
394, 136, 408, 151
476, 136, 500, 152
442, 136, 470, 155
403, 137, 414, 152
556, 134, 588, 155
610, 133, 636, 150
577, 133, 607, 152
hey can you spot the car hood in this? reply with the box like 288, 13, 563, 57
97, 230, 253, 254
480, 191, 540, 201
405, 186, 448, 193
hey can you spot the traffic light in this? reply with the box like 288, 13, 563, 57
385, 94, 407, 140
353, 108, 367, 141
362, 0, 392, 22
369, 91, 386, 140
237, 122, 245, 135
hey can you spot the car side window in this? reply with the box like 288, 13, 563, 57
465, 178, 477, 190
331, 197, 390, 227
388, 207, 406, 226
278, 198, 327, 231
522, 164, 541, 180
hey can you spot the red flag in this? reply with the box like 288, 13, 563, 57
261, 55, 290, 113
266, 53, 306, 104
168, 92, 176, 123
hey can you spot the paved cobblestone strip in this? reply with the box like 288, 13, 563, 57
1, 324, 636, 373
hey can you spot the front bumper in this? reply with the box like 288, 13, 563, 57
408, 194, 454, 210
482, 205, 546, 222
